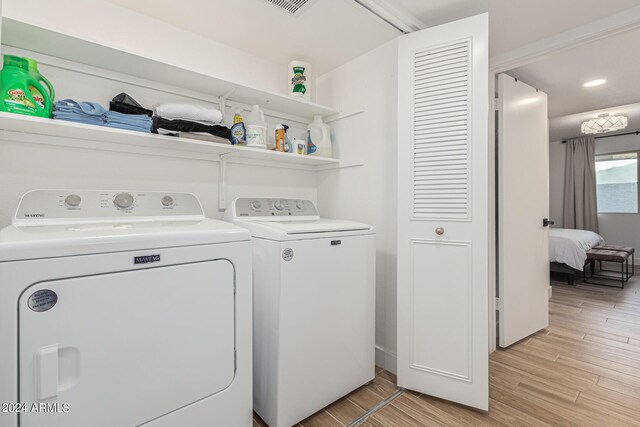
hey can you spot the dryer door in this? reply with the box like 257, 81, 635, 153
18, 260, 235, 427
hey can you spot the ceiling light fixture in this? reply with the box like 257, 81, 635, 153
581, 113, 628, 134
584, 79, 606, 87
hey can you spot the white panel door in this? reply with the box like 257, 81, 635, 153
497, 73, 550, 348
397, 14, 489, 410
19, 260, 235, 427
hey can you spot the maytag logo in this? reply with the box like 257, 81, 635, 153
24, 213, 45, 218
134, 254, 161, 264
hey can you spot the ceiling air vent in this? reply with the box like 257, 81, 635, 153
263, 0, 319, 16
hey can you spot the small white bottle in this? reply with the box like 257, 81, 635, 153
306, 115, 332, 157
246, 105, 267, 149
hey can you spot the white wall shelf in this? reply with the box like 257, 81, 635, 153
0, 112, 340, 170
1, 18, 339, 121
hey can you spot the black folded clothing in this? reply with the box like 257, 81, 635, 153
153, 116, 231, 141
110, 92, 153, 117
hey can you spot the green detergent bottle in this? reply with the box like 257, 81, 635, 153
0, 55, 52, 118
26, 58, 55, 115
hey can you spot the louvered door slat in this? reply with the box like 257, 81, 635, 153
414, 57, 468, 73
414, 47, 468, 64
411, 39, 470, 219
415, 98, 467, 110
415, 81, 467, 94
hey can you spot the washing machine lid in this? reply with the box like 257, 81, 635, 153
224, 198, 374, 240
0, 218, 250, 261
236, 218, 374, 241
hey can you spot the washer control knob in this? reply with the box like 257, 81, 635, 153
251, 200, 262, 210
295, 200, 305, 210
161, 195, 174, 207
64, 194, 82, 208
273, 200, 284, 211
114, 192, 135, 210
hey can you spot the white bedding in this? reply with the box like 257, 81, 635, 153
549, 228, 605, 271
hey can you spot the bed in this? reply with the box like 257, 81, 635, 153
549, 228, 605, 284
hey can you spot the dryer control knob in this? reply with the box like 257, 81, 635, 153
273, 200, 284, 211
114, 192, 135, 210
64, 194, 82, 208
251, 200, 262, 210
295, 201, 305, 210
161, 195, 174, 207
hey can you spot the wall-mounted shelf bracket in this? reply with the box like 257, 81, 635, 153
218, 151, 235, 211
218, 88, 236, 123
316, 161, 365, 171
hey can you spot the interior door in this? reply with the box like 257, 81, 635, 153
397, 14, 489, 410
497, 73, 550, 348
19, 260, 235, 427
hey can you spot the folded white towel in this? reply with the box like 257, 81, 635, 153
154, 103, 223, 124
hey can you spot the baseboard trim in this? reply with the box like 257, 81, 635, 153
375, 345, 397, 375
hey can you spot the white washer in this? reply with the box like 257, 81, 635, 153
0, 190, 252, 427
224, 198, 375, 427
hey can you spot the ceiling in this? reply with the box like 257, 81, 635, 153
105, 0, 399, 77
549, 103, 640, 142
107, 0, 640, 76
107, 0, 640, 141
503, 26, 640, 141
509, 28, 640, 119
395, 0, 640, 59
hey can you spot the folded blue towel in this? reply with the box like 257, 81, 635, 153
53, 114, 105, 126
52, 100, 153, 133
53, 99, 107, 127
105, 110, 150, 122
104, 110, 152, 133
105, 123, 151, 133
54, 99, 106, 116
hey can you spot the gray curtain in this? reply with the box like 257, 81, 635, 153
563, 136, 599, 232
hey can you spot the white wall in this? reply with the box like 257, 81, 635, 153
1, 0, 400, 373
316, 39, 398, 373
549, 133, 640, 256
2, 0, 286, 94
0, 9, 315, 227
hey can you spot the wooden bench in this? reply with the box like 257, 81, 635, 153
584, 248, 630, 288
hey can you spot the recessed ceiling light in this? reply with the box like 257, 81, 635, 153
584, 79, 606, 87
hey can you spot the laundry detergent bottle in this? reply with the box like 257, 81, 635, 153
306, 115, 332, 157
246, 105, 267, 149
0, 55, 52, 118
26, 58, 55, 115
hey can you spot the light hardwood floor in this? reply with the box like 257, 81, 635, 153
254, 273, 640, 426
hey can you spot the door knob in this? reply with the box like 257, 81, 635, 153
435, 227, 445, 235
543, 218, 554, 227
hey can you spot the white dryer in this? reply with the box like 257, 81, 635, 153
0, 190, 252, 427
224, 198, 375, 427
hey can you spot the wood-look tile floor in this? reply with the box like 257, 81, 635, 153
254, 273, 640, 426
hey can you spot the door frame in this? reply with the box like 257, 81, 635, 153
487, 6, 640, 352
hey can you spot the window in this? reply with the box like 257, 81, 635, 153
595, 151, 638, 213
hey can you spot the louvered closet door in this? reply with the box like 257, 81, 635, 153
397, 13, 489, 410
